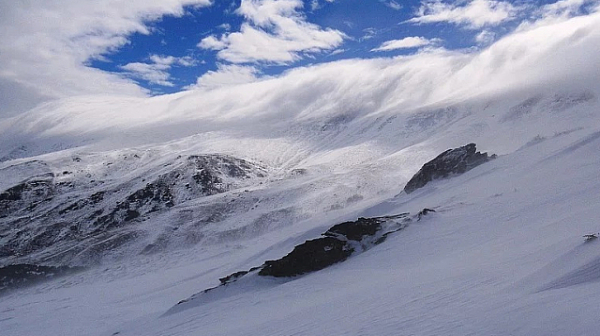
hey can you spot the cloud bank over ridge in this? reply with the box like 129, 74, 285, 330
0, 0, 599, 125
2, 7, 598, 159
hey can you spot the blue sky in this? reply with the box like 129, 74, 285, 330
87, 0, 557, 94
0, 0, 598, 117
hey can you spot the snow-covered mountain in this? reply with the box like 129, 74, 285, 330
1, 12, 600, 336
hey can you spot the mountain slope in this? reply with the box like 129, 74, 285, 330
1, 11, 600, 336
2, 120, 599, 336
117, 126, 600, 336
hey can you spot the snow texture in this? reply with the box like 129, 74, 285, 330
1, 11, 600, 336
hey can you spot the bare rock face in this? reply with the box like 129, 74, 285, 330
258, 215, 409, 278
404, 143, 495, 194
169, 210, 436, 313
234, 213, 409, 279
324, 217, 382, 241
259, 237, 352, 277
0, 154, 268, 266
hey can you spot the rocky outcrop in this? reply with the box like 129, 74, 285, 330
259, 215, 408, 277
404, 143, 496, 194
0, 173, 55, 217
170, 210, 435, 312
0, 154, 268, 266
259, 237, 352, 277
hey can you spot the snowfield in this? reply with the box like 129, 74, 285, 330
1, 11, 600, 336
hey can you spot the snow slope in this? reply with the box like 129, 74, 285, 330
2, 118, 599, 336
1, 11, 600, 336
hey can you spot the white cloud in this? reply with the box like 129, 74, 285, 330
218, 23, 232, 31
121, 62, 174, 87
6, 10, 600, 157
543, 0, 596, 17
538, 0, 600, 22
199, 35, 229, 50
311, 0, 321, 11
176, 56, 200, 67
475, 30, 496, 45
515, 0, 600, 32
198, 0, 345, 64
408, 0, 518, 29
382, 1, 403, 10
193, 64, 261, 89
361, 28, 378, 41
148, 55, 199, 67
311, 0, 337, 11
329, 49, 347, 56
149, 55, 177, 66
121, 54, 198, 86
0, 0, 212, 117
372, 37, 440, 51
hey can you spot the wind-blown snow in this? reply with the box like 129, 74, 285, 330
1, 10, 600, 336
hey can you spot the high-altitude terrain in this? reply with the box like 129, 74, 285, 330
1, 11, 600, 336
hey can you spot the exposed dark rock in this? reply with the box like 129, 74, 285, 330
404, 143, 496, 194
219, 271, 249, 285
58, 191, 105, 216
89, 191, 105, 203
27, 222, 66, 251
124, 210, 140, 221
170, 211, 433, 311
0, 174, 55, 216
417, 208, 436, 221
259, 213, 413, 278
219, 266, 262, 285
193, 170, 222, 194
325, 217, 383, 241
0, 153, 268, 266
290, 168, 307, 176
259, 237, 353, 277
256, 213, 411, 278
0, 183, 27, 201
0, 264, 85, 293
